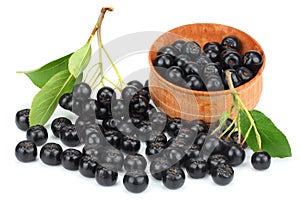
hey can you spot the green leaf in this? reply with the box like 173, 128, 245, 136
68, 43, 92, 78
18, 53, 73, 88
240, 110, 292, 158
29, 70, 75, 126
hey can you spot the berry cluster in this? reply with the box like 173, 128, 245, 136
15, 80, 271, 193
153, 36, 263, 91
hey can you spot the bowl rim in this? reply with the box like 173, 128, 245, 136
148, 23, 266, 97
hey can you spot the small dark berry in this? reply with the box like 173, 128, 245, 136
79, 155, 98, 178
40, 143, 63, 166
15, 140, 37, 162
123, 170, 149, 194
124, 154, 147, 171
163, 166, 185, 190
26, 125, 48, 146
95, 165, 118, 186
251, 151, 271, 170
51, 117, 72, 138
61, 148, 82, 170
60, 124, 80, 147
211, 163, 234, 186
221, 36, 241, 51
59, 93, 73, 111
186, 158, 207, 179
72, 83, 91, 100
15, 109, 30, 131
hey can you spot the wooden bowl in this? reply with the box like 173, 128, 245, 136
148, 23, 266, 122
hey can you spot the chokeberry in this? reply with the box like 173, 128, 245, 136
205, 75, 223, 91
127, 80, 143, 90
243, 50, 263, 74
111, 99, 126, 119
26, 125, 48, 146
72, 82, 91, 100
202, 62, 220, 78
181, 41, 201, 59
221, 49, 242, 69
158, 45, 180, 58
201, 136, 224, 159
40, 143, 63, 166
185, 74, 205, 91
150, 157, 172, 180
97, 86, 115, 104
222, 69, 243, 88
251, 151, 271, 170
121, 136, 141, 155
95, 165, 118, 186
146, 132, 168, 146
163, 166, 185, 190
99, 148, 124, 171
59, 93, 73, 111
207, 154, 228, 173
224, 144, 245, 166
15, 140, 37, 162
211, 163, 234, 186
183, 62, 203, 76
172, 40, 186, 52
165, 66, 185, 86
145, 142, 166, 161
60, 124, 80, 147
15, 109, 30, 131
79, 155, 99, 178
104, 130, 123, 150
221, 36, 241, 51
194, 132, 207, 148
236, 66, 254, 83
165, 117, 182, 137
123, 170, 149, 194
186, 158, 207, 179
174, 54, 191, 68
124, 154, 147, 171
153, 54, 174, 69
61, 148, 82, 171
129, 95, 149, 115
51, 117, 72, 138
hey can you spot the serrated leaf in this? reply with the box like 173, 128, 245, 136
68, 43, 92, 78
29, 70, 75, 126
18, 53, 73, 88
240, 110, 292, 158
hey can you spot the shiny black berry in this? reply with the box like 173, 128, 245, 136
99, 148, 124, 171
224, 144, 245, 166
207, 154, 228, 173
158, 45, 180, 58
97, 86, 115, 104
163, 166, 185, 190
185, 74, 205, 91
251, 151, 271, 170
59, 93, 73, 111
221, 36, 241, 51
15, 140, 37, 162
104, 130, 123, 149
172, 40, 186, 52
51, 117, 72, 138
61, 148, 82, 170
123, 170, 149, 193
153, 54, 174, 69
165, 117, 182, 137
26, 125, 48, 146
129, 95, 149, 115
211, 163, 234, 186
174, 54, 191, 68
145, 142, 166, 161
150, 157, 171, 180
40, 143, 63, 166
124, 154, 147, 171
15, 109, 30, 131
222, 69, 243, 88
79, 155, 98, 178
201, 136, 224, 159
121, 136, 141, 155
60, 124, 80, 147
95, 165, 118, 186
221, 49, 242, 69
73, 82, 91, 100
243, 50, 263, 74
202, 63, 220, 78
205, 75, 223, 91
236, 66, 254, 83
127, 80, 143, 90
183, 62, 203, 76
146, 132, 167, 146
186, 158, 207, 179
165, 66, 185, 86
181, 41, 201, 59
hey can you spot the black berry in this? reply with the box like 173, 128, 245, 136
251, 151, 271, 170
61, 148, 82, 170
15, 140, 37, 162
95, 165, 118, 186
186, 158, 207, 179
123, 170, 149, 193
124, 154, 147, 171
79, 155, 99, 178
40, 143, 63, 166
72, 82, 91, 100
51, 117, 72, 138
15, 109, 30, 131
163, 166, 185, 190
211, 163, 234, 186
26, 125, 48, 146
60, 124, 80, 147
59, 93, 73, 111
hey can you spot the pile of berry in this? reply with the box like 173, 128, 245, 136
15, 80, 271, 193
153, 36, 263, 91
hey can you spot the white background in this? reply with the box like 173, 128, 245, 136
1, 0, 299, 204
